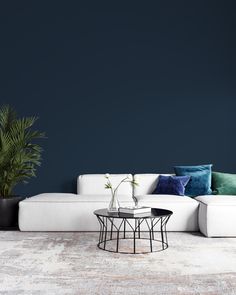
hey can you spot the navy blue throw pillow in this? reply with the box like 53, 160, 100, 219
152, 175, 190, 196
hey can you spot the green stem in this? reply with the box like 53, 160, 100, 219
113, 177, 130, 195
107, 178, 115, 196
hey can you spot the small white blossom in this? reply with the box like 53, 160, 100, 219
105, 173, 110, 179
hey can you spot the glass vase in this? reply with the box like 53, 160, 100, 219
108, 192, 120, 213
132, 196, 139, 208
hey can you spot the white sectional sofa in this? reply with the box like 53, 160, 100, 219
18, 173, 236, 237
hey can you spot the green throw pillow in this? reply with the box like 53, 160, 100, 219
212, 172, 236, 195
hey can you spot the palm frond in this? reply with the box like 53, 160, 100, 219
0, 105, 45, 197
0, 105, 16, 132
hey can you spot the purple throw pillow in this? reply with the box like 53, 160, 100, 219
152, 175, 190, 196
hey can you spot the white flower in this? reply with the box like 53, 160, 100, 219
126, 174, 131, 180
105, 173, 110, 179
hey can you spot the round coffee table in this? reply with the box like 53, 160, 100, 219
94, 208, 173, 254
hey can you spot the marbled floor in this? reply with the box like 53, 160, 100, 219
0, 231, 236, 295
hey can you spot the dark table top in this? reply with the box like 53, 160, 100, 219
94, 208, 173, 219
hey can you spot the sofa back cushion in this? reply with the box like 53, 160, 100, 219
77, 174, 133, 196
133, 174, 172, 196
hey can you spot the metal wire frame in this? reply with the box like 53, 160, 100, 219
96, 214, 171, 254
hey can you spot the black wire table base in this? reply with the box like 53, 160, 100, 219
96, 215, 171, 254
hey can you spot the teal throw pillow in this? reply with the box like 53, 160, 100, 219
174, 164, 212, 197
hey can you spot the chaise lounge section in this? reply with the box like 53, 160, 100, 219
196, 195, 236, 237
19, 174, 134, 231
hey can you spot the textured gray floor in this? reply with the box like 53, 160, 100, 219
0, 231, 236, 295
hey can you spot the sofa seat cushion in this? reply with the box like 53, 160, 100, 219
196, 195, 236, 206
23, 193, 80, 202
195, 195, 236, 237
23, 193, 132, 203
137, 194, 197, 203
136, 194, 199, 231
19, 193, 133, 231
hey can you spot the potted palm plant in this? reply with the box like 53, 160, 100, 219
0, 105, 45, 228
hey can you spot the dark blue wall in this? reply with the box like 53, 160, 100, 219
0, 1, 235, 195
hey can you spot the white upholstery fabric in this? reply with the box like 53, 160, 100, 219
21, 174, 236, 234
19, 173, 200, 232
19, 193, 133, 231
196, 195, 236, 206
137, 195, 199, 231
133, 174, 171, 196
137, 195, 195, 203
196, 195, 236, 237
22, 193, 81, 202
21, 193, 132, 203
77, 174, 133, 196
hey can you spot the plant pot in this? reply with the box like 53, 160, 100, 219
0, 196, 25, 229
